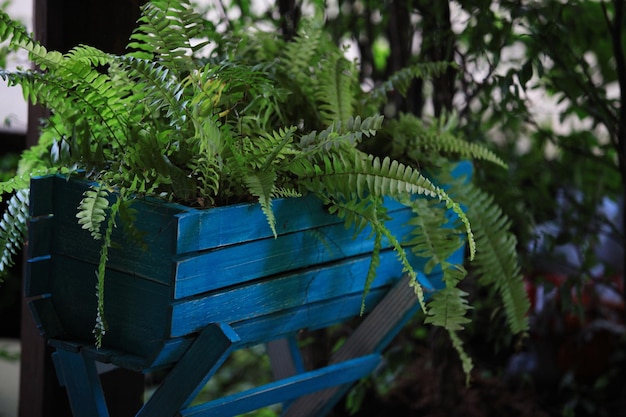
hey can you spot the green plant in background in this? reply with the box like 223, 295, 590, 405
0, 1, 16, 69
0, 0, 529, 385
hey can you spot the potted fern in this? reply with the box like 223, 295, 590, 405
0, 1, 528, 414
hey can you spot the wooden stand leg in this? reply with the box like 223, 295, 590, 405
137, 323, 241, 417
53, 349, 110, 417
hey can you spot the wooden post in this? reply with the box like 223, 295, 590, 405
20, 1, 146, 416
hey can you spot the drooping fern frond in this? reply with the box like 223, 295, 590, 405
0, 189, 29, 276
92, 195, 123, 348
424, 286, 472, 332
292, 152, 476, 259
403, 197, 466, 278
323, 196, 427, 314
448, 329, 474, 386
454, 182, 530, 334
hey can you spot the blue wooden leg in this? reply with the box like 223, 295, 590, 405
137, 323, 240, 417
53, 349, 110, 417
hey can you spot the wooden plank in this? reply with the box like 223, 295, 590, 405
19, 287, 73, 417
170, 250, 410, 337
52, 349, 110, 417
178, 354, 381, 417
137, 323, 241, 417
172, 207, 415, 299
174, 194, 408, 255
174, 195, 335, 254
93, 286, 393, 372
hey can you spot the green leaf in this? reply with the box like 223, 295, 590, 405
76, 185, 110, 240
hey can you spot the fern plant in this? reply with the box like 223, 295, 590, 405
0, 0, 528, 377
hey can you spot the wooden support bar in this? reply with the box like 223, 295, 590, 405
179, 354, 381, 417
136, 323, 241, 417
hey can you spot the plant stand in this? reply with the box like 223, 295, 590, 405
48, 272, 423, 417
24, 164, 469, 417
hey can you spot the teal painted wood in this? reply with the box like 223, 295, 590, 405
52, 349, 110, 417
137, 323, 240, 417
172, 208, 416, 299
178, 354, 381, 417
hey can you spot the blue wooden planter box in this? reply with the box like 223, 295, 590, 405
23, 163, 469, 416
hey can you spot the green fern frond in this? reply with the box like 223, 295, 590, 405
459, 184, 530, 334
293, 152, 475, 258
0, 11, 65, 72
76, 185, 110, 240
323, 196, 426, 313
2, 57, 130, 155
257, 127, 298, 171
0, 174, 33, 200
281, 20, 322, 84
449, 330, 474, 386
362, 230, 382, 314
425, 282, 474, 383
403, 197, 465, 277
122, 56, 189, 128
0, 189, 29, 274
368, 62, 453, 108
299, 115, 384, 153
244, 171, 278, 237
316, 54, 356, 125
65, 45, 113, 67
425, 286, 472, 331
127, 0, 207, 72
389, 113, 507, 168
0, 9, 33, 46
92, 195, 123, 348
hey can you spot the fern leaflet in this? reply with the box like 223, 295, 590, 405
0, 190, 29, 275
76, 185, 110, 240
